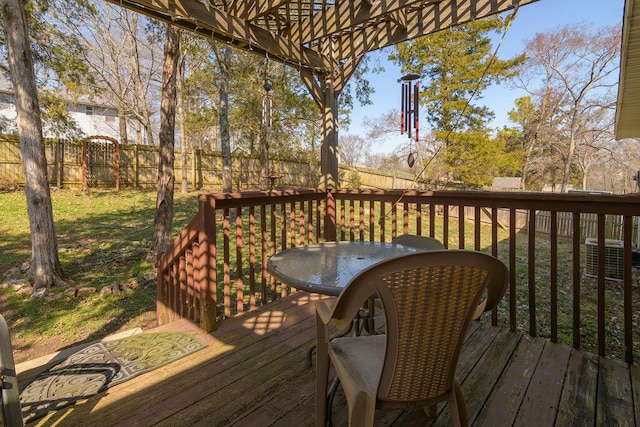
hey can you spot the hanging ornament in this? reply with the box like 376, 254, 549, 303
400, 73, 421, 168
407, 152, 416, 168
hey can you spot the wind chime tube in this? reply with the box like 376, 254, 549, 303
400, 83, 405, 135
407, 82, 412, 139
414, 81, 419, 142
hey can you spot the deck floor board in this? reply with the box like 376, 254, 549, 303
18, 293, 638, 426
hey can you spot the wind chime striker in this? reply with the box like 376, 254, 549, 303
400, 73, 420, 168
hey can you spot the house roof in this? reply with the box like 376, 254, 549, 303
616, 0, 640, 139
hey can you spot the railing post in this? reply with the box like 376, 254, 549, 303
199, 196, 218, 332
324, 190, 336, 242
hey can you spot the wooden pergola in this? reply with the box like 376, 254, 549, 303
105, 0, 539, 187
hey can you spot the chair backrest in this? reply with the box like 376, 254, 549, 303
391, 234, 445, 250
339, 250, 507, 404
0, 314, 23, 426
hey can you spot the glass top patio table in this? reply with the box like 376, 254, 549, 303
267, 241, 426, 296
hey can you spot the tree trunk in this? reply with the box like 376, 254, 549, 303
2, 0, 64, 288
177, 53, 188, 194
219, 46, 233, 193
118, 106, 128, 144
148, 24, 179, 261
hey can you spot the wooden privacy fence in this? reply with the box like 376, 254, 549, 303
0, 135, 438, 191
535, 211, 640, 244
157, 189, 640, 364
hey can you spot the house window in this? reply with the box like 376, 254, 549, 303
85, 106, 93, 115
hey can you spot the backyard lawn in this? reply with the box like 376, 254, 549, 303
0, 188, 200, 363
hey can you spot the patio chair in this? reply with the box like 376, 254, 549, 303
0, 314, 23, 426
315, 250, 508, 427
391, 234, 445, 250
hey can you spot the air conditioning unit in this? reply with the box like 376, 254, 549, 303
584, 238, 624, 281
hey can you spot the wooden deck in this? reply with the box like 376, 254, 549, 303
19, 292, 639, 426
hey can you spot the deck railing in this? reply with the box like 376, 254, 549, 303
157, 189, 640, 363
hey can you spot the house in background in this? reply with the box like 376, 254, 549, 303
0, 76, 147, 144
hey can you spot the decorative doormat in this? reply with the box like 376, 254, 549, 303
20, 332, 207, 423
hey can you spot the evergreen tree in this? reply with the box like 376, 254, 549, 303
390, 17, 524, 182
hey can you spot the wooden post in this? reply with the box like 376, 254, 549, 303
324, 190, 336, 241
55, 139, 61, 188
134, 144, 139, 188
81, 140, 88, 191
113, 139, 120, 190
320, 75, 339, 189
199, 197, 218, 332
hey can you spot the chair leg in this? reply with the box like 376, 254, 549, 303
449, 380, 468, 427
423, 403, 438, 417
326, 377, 340, 427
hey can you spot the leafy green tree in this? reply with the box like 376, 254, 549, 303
390, 17, 524, 182
442, 130, 505, 188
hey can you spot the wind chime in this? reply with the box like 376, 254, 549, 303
400, 73, 420, 168
261, 56, 280, 189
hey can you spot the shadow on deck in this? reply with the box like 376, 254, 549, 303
20, 292, 639, 426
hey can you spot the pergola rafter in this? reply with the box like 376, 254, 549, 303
104, 0, 540, 188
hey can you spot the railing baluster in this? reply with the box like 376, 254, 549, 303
474, 206, 481, 251
597, 213, 606, 356
261, 205, 267, 305
403, 201, 409, 236
289, 201, 296, 248
249, 206, 256, 310
528, 209, 537, 337
223, 208, 231, 318
429, 202, 436, 238
179, 255, 187, 318
550, 211, 558, 343
459, 205, 465, 249
509, 208, 517, 331
443, 204, 449, 248
391, 201, 397, 240
340, 199, 346, 241
235, 207, 244, 314
359, 199, 365, 241
572, 212, 581, 350
624, 215, 634, 364
369, 200, 375, 242
270, 203, 277, 299
349, 199, 355, 241
380, 202, 386, 242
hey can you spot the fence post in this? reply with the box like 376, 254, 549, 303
134, 144, 139, 188
81, 140, 88, 191
114, 139, 120, 190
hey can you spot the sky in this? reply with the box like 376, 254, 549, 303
345, 0, 626, 155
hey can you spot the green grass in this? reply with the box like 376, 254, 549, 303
0, 189, 200, 358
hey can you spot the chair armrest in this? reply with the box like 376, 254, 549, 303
315, 301, 334, 325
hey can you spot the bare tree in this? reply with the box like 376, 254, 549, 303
339, 134, 371, 167
53, 3, 163, 145
212, 43, 233, 192
516, 23, 620, 192
148, 23, 179, 260
1, 0, 64, 288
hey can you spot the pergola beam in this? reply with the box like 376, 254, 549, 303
331, 0, 540, 61
104, 0, 336, 72
226, 0, 291, 21
285, 0, 431, 45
